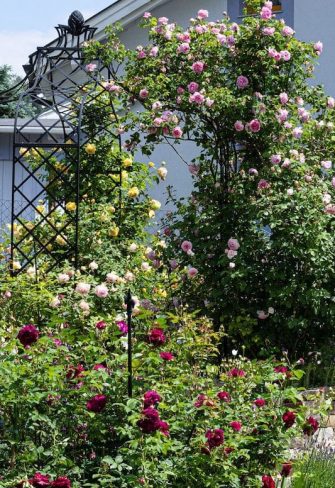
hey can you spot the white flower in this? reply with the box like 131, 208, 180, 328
124, 271, 135, 282
89, 261, 98, 271
268, 307, 275, 314
50, 297, 61, 308
141, 261, 151, 271
287, 188, 294, 196
106, 272, 120, 283
128, 243, 138, 252
232, 349, 238, 356
58, 273, 70, 284
79, 300, 90, 312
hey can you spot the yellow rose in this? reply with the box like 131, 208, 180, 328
109, 227, 120, 237
123, 157, 133, 168
150, 199, 161, 210
121, 171, 128, 180
148, 210, 155, 218
19, 147, 28, 156
56, 235, 66, 246
36, 205, 45, 214
65, 202, 77, 212
128, 187, 140, 198
108, 205, 116, 213
148, 162, 155, 168
12, 261, 21, 270
46, 244, 53, 251
26, 222, 34, 230
157, 166, 168, 180
85, 143, 97, 155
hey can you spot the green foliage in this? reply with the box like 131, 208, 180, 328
0, 65, 36, 118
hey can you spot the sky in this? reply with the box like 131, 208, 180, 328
0, 0, 114, 75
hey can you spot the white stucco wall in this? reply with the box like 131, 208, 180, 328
294, 0, 335, 95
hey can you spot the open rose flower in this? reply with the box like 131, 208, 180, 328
281, 462, 293, 477
29, 472, 50, 487
160, 351, 174, 361
217, 391, 231, 402
86, 394, 107, 413
236, 75, 249, 89
17, 324, 39, 347
143, 390, 162, 408
51, 477, 71, 488
282, 410, 296, 428
262, 475, 275, 488
205, 428, 224, 449
303, 416, 319, 436
148, 328, 166, 346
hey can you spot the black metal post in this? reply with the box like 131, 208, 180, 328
125, 289, 135, 398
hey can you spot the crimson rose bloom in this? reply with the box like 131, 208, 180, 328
281, 462, 293, 477
138, 407, 161, 434
160, 351, 174, 361
17, 324, 39, 347
29, 472, 50, 487
254, 398, 266, 407
230, 421, 242, 432
86, 394, 107, 413
262, 475, 275, 488
205, 428, 224, 450
282, 410, 296, 428
158, 420, 170, 436
51, 477, 71, 488
228, 368, 246, 377
303, 416, 319, 436
96, 320, 107, 330
217, 391, 231, 402
66, 364, 85, 380
143, 390, 162, 408
194, 394, 214, 408
148, 328, 166, 346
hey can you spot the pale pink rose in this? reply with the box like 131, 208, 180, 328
328, 97, 335, 109
217, 34, 227, 45
4, 291, 11, 299
58, 273, 70, 284
332, 177, 335, 188
150, 46, 159, 57
249, 119, 261, 133
95, 284, 109, 298
158, 16, 169, 25
282, 26, 294, 36
86, 63, 97, 72
270, 154, 281, 165
197, 9, 209, 19
124, 271, 135, 282
258, 179, 270, 190
280, 50, 291, 61
152, 101, 162, 110
281, 158, 291, 169
177, 86, 185, 94
263, 27, 275, 36
105, 83, 121, 93
188, 267, 198, 278
236, 75, 249, 89
305, 175, 313, 183
79, 300, 90, 312
257, 310, 269, 320
231, 22, 239, 32
188, 82, 199, 93
89, 261, 98, 271
227, 249, 238, 259
75, 283, 91, 295
284, 122, 292, 129
321, 160, 332, 169
189, 92, 205, 104
314, 41, 323, 55
325, 204, 335, 215
227, 35, 236, 46
169, 259, 178, 269
287, 188, 294, 196
181, 240, 193, 253
139, 89, 149, 99
292, 127, 303, 139
206, 98, 214, 107
234, 120, 244, 132
143, 12, 151, 19
188, 163, 200, 175
50, 297, 61, 308
323, 193, 332, 205
248, 168, 259, 176
141, 262, 151, 271
228, 238, 240, 251
277, 109, 289, 123
264, 1, 273, 7
296, 96, 304, 106
279, 92, 289, 104
172, 126, 183, 138
177, 43, 190, 54
192, 61, 205, 74
137, 51, 146, 59
106, 272, 119, 283
260, 6, 272, 20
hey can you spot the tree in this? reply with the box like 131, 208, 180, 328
0, 64, 36, 118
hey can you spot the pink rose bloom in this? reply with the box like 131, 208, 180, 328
314, 41, 323, 55
321, 160, 332, 169
282, 26, 294, 36
139, 89, 149, 99
305, 175, 313, 183
328, 97, 335, 108
277, 109, 289, 123
137, 51, 146, 59
236, 75, 249, 89
206, 98, 214, 107
181, 240, 193, 253
188, 267, 198, 278
258, 179, 270, 190
117, 320, 128, 335
172, 126, 183, 138
234, 120, 244, 132
95, 284, 109, 298
226, 249, 237, 259
197, 9, 209, 19
150, 46, 159, 57
230, 421, 242, 432
248, 168, 259, 176
257, 310, 269, 320
75, 283, 91, 295
332, 177, 335, 188
188, 163, 200, 175
260, 6, 272, 19
280, 50, 291, 61
293, 127, 303, 139
263, 27, 275, 36
325, 204, 335, 215
227, 35, 235, 46
189, 92, 205, 104
188, 82, 199, 93
96, 320, 107, 330
228, 238, 240, 251
158, 16, 169, 25
249, 119, 261, 133
86, 63, 97, 72
58, 273, 70, 284
169, 259, 178, 269
281, 158, 291, 169
177, 43, 190, 54
160, 351, 175, 361
192, 61, 205, 74
323, 193, 331, 205
143, 12, 151, 19
270, 154, 281, 165
177, 86, 185, 94
280, 92, 289, 104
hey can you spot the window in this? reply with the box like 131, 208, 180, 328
245, 1, 282, 15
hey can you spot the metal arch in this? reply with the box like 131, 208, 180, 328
10, 11, 122, 275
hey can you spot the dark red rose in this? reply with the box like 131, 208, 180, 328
281, 462, 293, 477
51, 477, 71, 488
143, 390, 162, 408
274, 365, 292, 378
96, 320, 107, 330
303, 416, 319, 436
137, 407, 162, 434
228, 368, 245, 377
17, 324, 39, 347
29, 473, 50, 487
217, 391, 231, 402
158, 420, 170, 436
205, 428, 224, 449
86, 394, 107, 413
262, 475, 275, 488
66, 364, 85, 380
282, 410, 296, 428
160, 351, 174, 361
254, 398, 266, 407
194, 394, 214, 408
224, 447, 234, 455
230, 421, 242, 432
93, 363, 107, 371
148, 328, 166, 346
